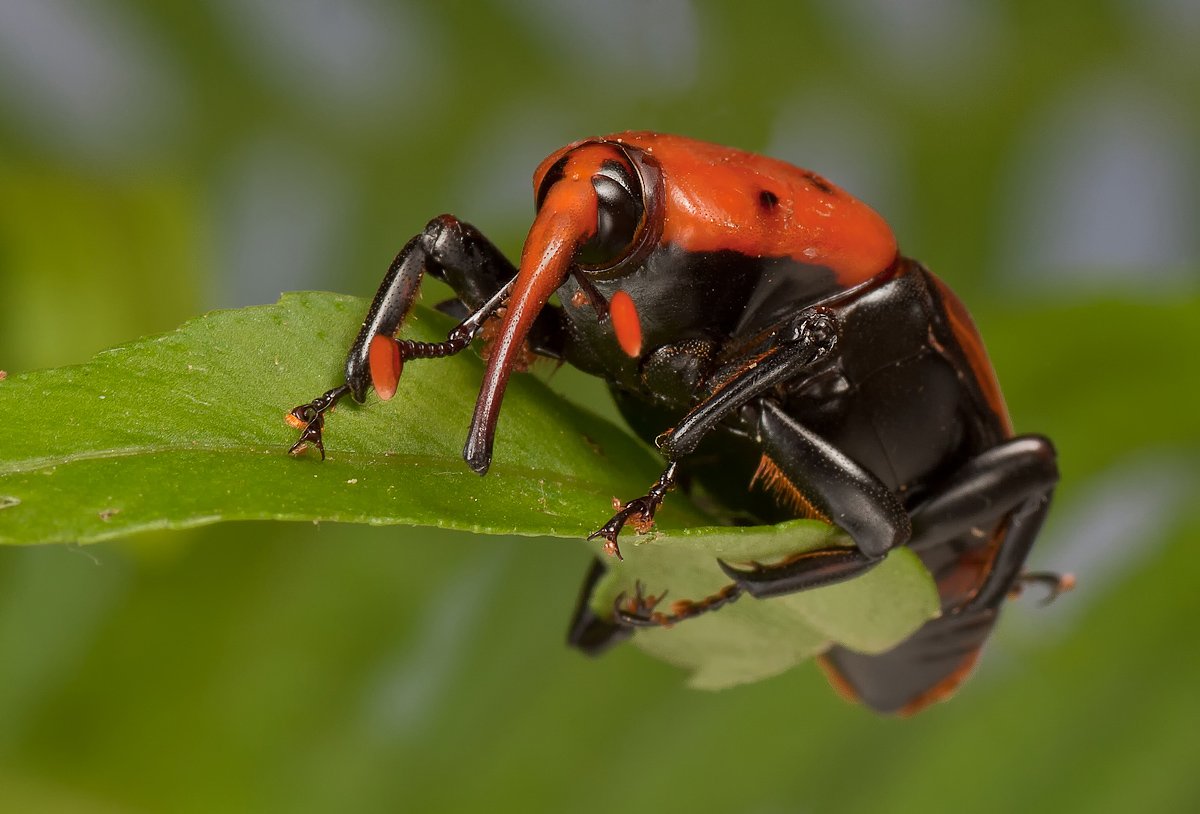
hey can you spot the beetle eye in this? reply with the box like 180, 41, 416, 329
577, 163, 644, 269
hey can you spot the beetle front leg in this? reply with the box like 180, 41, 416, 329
286, 384, 353, 459
287, 215, 565, 457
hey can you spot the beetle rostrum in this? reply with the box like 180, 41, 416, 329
287, 132, 1066, 715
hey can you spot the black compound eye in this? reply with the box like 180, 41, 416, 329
577, 160, 644, 269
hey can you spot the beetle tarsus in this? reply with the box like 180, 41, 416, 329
588, 462, 679, 558
287, 384, 351, 460
614, 581, 742, 628
613, 582, 668, 627
587, 498, 653, 559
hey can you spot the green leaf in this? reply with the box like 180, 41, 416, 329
0, 292, 682, 542
588, 521, 936, 689
0, 292, 939, 685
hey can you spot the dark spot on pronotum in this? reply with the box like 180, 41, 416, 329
758, 189, 780, 209
803, 172, 834, 195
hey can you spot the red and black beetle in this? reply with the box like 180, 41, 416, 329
288, 132, 1067, 715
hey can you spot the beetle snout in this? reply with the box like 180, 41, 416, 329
463, 167, 604, 474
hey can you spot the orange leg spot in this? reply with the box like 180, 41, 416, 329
368, 334, 403, 400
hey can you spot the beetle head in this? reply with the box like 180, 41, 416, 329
463, 140, 662, 474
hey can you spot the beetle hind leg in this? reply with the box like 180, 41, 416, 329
906, 434, 1059, 612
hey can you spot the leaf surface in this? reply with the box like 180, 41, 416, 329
0, 292, 939, 685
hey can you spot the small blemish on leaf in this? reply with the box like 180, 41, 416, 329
0, 370, 7, 380
347, 478, 358, 484
98, 507, 120, 521
0, 496, 20, 509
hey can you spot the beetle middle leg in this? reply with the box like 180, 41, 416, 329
566, 559, 635, 655
566, 558, 743, 653
717, 399, 912, 597
613, 581, 742, 628
589, 309, 841, 556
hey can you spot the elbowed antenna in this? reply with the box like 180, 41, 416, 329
462, 171, 600, 474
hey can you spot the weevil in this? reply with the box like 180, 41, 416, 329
287, 132, 1066, 714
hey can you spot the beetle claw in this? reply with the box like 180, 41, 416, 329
1012, 571, 1075, 605
716, 558, 751, 580
613, 582, 670, 627
589, 463, 678, 558
586, 521, 626, 560
588, 496, 660, 559
613, 580, 742, 629
287, 403, 329, 459
286, 384, 351, 460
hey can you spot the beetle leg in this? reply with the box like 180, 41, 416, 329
905, 435, 1058, 612
718, 399, 912, 597
566, 559, 745, 650
613, 581, 742, 628
724, 433, 1058, 606
587, 462, 678, 558
1010, 571, 1075, 605
816, 438, 1058, 714
287, 215, 567, 455
566, 559, 634, 655
656, 309, 839, 461
590, 310, 840, 557
286, 384, 351, 459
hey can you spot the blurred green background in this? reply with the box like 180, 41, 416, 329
2, 1, 1198, 812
